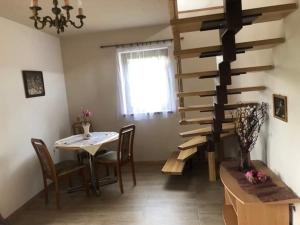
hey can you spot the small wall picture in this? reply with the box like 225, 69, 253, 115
22, 71, 45, 98
273, 94, 288, 122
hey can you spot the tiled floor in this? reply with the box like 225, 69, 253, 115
8, 162, 224, 225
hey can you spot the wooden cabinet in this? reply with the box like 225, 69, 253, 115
220, 161, 300, 225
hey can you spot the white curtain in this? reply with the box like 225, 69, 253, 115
117, 44, 176, 119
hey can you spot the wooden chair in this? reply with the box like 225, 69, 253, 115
95, 125, 136, 193
31, 138, 90, 209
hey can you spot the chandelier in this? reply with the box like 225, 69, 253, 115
29, 0, 86, 34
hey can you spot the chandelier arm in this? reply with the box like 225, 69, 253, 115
33, 17, 48, 30
68, 19, 84, 29
43, 16, 54, 27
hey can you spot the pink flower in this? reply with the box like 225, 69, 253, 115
79, 108, 93, 123
257, 171, 268, 182
245, 171, 253, 178
245, 170, 268, 184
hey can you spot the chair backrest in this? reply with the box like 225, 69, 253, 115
72, 121, 94, 135
118, 125, 135, 162
31, 138, 56, 179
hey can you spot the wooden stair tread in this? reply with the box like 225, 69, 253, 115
221, 132, 236, 139
223, 205, 238, 225
171, 3, 297, 33
161, 151, 185, 175
175, 65, 274, 79
178, 136, 207, 150
174, 38, 285, 59
178, 102, 258, 112
177, 86, 266, 97
177, 148, 198, 161
180, 123, 235, 138
180, 116, 235, 125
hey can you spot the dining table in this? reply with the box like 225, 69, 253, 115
55, 131, 119, 194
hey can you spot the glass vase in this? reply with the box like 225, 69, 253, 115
240, 150, 251, 172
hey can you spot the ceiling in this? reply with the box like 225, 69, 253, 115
0, 0, 170, 36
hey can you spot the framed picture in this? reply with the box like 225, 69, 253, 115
273, 94, 288, 122
22, 71, 45, 98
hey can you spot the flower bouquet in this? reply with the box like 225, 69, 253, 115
234, 103, 268, 171
245, 170, 269, 184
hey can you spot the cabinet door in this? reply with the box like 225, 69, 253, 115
237, 202, 289, 225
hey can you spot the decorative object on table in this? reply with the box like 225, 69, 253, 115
22, 70, 45, 98
234, 102, 268, 171
78, 108, 93, 140
29, 0, 86, 34
72, 121, 93, 135
72, 120, 94, 162
245, 169, 269, 184
273, 94, 288, 122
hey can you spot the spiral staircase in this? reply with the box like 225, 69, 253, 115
162, 0, 297, 181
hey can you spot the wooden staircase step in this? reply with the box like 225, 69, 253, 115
175, 65, 274, 79
178, 102, 258, 112
171, 3, 297, 33
180, 116, 235, 125
178, 136, 207, 150
177, 86, 266, 98
174, 38, 285, 59
161, 151, 186, 175
177, 148, 198, 161
180, 123, 235, 138
221, 132, 236, 139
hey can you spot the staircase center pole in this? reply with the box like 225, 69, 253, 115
210, 0, 243, 166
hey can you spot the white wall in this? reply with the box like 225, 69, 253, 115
0, 17, 70, 218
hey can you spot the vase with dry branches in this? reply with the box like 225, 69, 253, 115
234, 103, 268, 171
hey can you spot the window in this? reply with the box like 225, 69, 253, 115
117, 45, 176, 117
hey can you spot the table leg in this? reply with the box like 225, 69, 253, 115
88, 154, 100, 195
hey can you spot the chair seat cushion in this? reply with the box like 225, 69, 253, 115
55, 160, 85, 176
95, 151, 118, 162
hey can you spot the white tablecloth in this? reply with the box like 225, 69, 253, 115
55, 132, 119, 156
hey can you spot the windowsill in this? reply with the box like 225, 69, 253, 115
122, 111, 174, 118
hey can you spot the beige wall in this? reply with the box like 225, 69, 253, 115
61, 25, 216, 161
0, 17, 70, 218
178, 1, 300, 222
1, 0, 300, 221
226, 3, 300, 224
265, 7, 300, 223
256, 6, 300, 224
